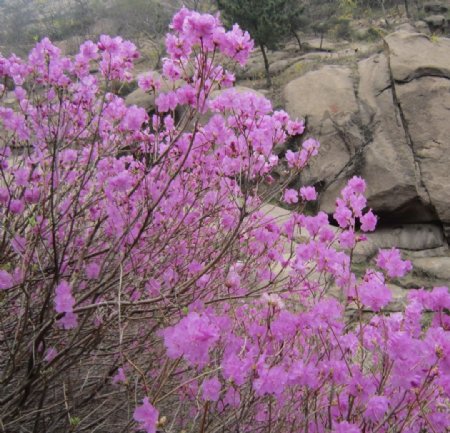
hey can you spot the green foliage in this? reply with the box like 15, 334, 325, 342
217, 0, 306, 86
367, 26, 386, 40
339, 0, 358, 16
217, 0, 303, 50
69, 417, 81, 427
333, 17, 353, 39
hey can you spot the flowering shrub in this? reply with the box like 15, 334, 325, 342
0, 7, 449, 433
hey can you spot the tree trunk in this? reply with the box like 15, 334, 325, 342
260, 43, 272, 88
291, 29, 302, 51
404, 0, 410, 18
320, 33, 324, 50
380, 0, 390, 26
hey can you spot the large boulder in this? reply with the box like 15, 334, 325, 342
396, 76, 450, 233
423, 2, 448, 14
125, 87, 156, 112
357, 53, 420, 218
411, 256, 450, 282
283, 30, 450, 243
124, 71, 163, 112
414, 20, 432, 35
384, 31, 450, 82
423, 15, 448, 32
284, 66, 362, 211
353, 223, 445, 262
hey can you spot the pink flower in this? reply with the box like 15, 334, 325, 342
79, 40, 99, 60
138, 72, 161, 92
24, 187, 40, 204
332, 421, 361, 433
429, 286, 450, 310
359, 270, 392, 311
112, 367, 127, 385
171, 7, 190, 32
348, 176, 366, 194
0, 270, 13, 290
9, 199, 24, 214
376, 248, 412, 278
184, 12, 217, 42
254, 365, 288, 396
334, 204, 352, 229
302, 138, 320, 156
177, 84, 196, 106
0, 187, 9, 203
156, 91, 178, 113
223, 387, 240, 408
54, 280, 75, 313
85, 262, 100, 280
108, 171, 133, 192
120, 106, 147, 131
300, 186, 317, 201
360, 210, 377, 232
365, 395, 388, 422
202, 376, 221, 401
162, 59, 182, 81
283, 189, 298, 204
57, 312, 78, 330
14, 167, 29, 186
44, 347, 58, 363
221, 352, 251, 386
339, 230, 355, 249
163, 312, 219, 366
287, 119, 305, 136
133, 397, 159, 433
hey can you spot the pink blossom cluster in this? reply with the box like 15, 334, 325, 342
0, 7, 448, 433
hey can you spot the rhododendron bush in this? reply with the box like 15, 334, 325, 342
0, 7, 449, 433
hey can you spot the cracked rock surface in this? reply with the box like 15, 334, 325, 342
283, 29, 450, 250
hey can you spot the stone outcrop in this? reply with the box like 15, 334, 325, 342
423, 15, 448, 32
284, 66, 363, 211
423, 2, 448, 14
384, 31, 450, 82
283, 29, 450, 246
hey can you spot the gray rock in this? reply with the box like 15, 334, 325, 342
357, 54, 422, 217
124, 71, 165, 111
125, 87, 156, 111
395, 23, 417, 32
403, 246, 449, 259
414, 20, 432, 35
279, 30, 450, 247
423, 2, 448, 14
284, 66, 358, 128
384, 31, 450, 82
396, 76, 450, 232
412, 256, 450, 282
353, 224, 445, 262
423, 15, 448, 32
284, 66, 362, 213
387, 284, 408, 311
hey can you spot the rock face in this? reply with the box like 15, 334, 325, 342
385, 31, 450, 82
283, 29, 450, 244
284, 66, 363, 210
353, 223, 446, 263
423, 15, 448, 32
423, 2, 448, 14
125, 87, 156, 112
412, 256, 450, 281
